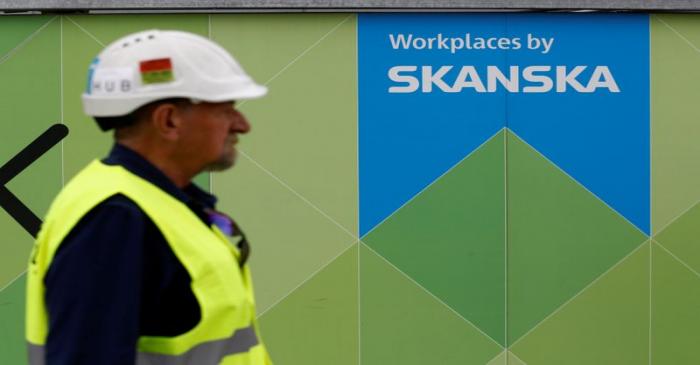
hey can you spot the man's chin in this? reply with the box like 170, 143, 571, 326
205, 155, 236, 172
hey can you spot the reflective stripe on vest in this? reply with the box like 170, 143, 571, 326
28, 324, 258, 365
27, 343, 43, 365
26, 161, 271, 365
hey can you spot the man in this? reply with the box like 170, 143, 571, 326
25, 30, 272, 365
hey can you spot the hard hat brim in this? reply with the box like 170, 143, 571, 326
83, 83, 268, 117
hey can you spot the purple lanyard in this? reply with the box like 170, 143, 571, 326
205, 208, 249, 268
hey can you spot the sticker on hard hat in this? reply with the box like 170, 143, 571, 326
90, 67, 134, 95
85, 57, 99, 94
140, 58, 174, 84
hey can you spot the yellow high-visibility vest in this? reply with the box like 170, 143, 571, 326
26, 160, 272, 365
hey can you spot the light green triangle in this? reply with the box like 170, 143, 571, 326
651, 14, 700, 235
485, 350, 527, 365
211, 14, 358, 235
211, 14, 354, 83
360, 244, 502, 365
362, 130, 505, 345
651, 241, 700, 364
654, 202, 700, 274
258, 244, 357, 365
510, 242, 649, 365
0, 275, 27, 365
507, 130, 648, 344
215, 154, 354, 314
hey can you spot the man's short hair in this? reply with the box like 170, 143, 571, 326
94, 98, 191, 131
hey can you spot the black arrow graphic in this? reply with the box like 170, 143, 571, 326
0, 124, 69, 238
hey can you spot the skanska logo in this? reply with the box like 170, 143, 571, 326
387, 65, 620, 94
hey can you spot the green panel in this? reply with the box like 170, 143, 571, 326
507, 130, 648, 344
61, 15, 209, 180
360, 244, 502, 365
363, 130, 505, 345
211, 14, 358, 235
0, 275, 27, 365
655, 203, 700, 273
259, 245, 357, 365
0, 16, 53, 58
651, 14, 700, 235
652, 242, 700, 364
0, 18, 61, 287
215, 154, 354, 314
511, 243, 649, 365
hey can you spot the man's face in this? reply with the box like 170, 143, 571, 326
177, 101, 251, 172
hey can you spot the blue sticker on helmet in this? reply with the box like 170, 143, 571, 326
86, 57, 100, 94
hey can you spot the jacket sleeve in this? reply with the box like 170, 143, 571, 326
43, 195, 146, 365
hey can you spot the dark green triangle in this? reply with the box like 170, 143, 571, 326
360, 244, 502, 365
507, 130, 648, 344
654, 203, 700, 274
652, 242, 700, 364
258, 245, 358, 365
362, 130, 506, 345
511, 243, 649, 365
0, 275, 27, 365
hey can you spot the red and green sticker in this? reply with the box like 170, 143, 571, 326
139, 58, 174, 84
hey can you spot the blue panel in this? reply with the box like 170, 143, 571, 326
359, 13, 650, 236
506, 14, 650, 234
359, 13, 507, 236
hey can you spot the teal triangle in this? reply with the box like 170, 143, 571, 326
363, 130, 505, 345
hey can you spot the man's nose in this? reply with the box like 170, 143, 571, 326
232, 109, 251, 134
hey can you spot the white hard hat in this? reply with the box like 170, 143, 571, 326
82, 29, 267, 117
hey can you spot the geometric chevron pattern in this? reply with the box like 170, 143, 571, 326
1, 12, 700, 365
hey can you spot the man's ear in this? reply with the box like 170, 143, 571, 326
150, 102, 182, 141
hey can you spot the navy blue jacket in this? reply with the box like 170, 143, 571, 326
44, 144, 219, 365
